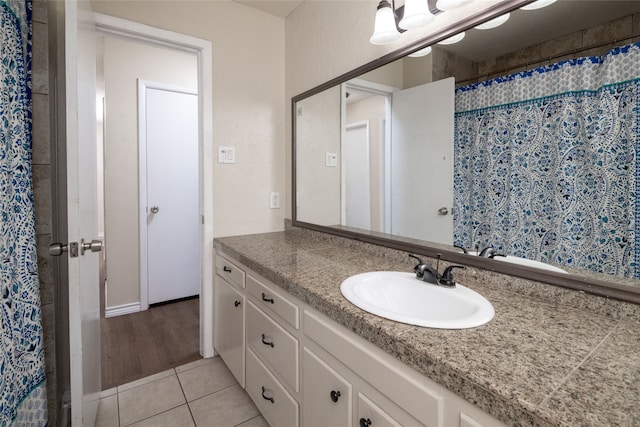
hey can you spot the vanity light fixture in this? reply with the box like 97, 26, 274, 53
371, 0, 443, 45
521, 0, 557, 10
409, 46, 433, 57
400, 0, 434, 30
437, 31, 465, 45
435, 0, 472, 11
370, 0, 404, 45
474, 12, 510, 29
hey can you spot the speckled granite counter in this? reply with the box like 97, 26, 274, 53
214, 230, 640, 427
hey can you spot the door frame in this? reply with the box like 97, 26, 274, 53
138, 80, 199, 310
95, 13, 215, 357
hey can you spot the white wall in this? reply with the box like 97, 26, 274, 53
102, 35, 198, 308
285, 0, 512, 218
92, 0, 286, 239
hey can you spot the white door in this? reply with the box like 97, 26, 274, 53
65, 1, 101, 425
343, 121, 371, 230
391, 78, 454, 244
140, 83, 200, 305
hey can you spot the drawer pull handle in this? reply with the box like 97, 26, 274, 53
223, 266, 232, 273
359, 418, 372, 427
234, 300, 241, 307
261, 334, 275, 348
330, 390, 341, 402
261, 386, 274, 404
261, 293, 275, 304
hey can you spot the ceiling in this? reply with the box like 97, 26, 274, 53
234, 0, 305, 18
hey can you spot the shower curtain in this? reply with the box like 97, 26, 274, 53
0, 0, 48, 425
454, 42, 640, 278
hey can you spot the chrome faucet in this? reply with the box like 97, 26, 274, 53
409, 255, 465, 288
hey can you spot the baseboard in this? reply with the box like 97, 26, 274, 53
105, 302, 141, 318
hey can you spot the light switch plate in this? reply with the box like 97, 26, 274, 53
326, 152, 338, 167
218, 146, 236, 164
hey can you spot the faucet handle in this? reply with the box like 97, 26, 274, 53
408, 254, 424, 274
408, 254, 424, 266
454, 245, 468, 254
439, 265, 465, 287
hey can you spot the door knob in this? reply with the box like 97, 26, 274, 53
81, 239, 103, 255
150, 206, 159, 214
49, 242, 68, 256
49, 242, 78, 257
438, 207, 449, 215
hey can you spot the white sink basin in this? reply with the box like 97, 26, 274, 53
494, 255, 567, 273
340, 272, 494, 329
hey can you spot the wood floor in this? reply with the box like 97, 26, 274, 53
101, 297, 201, 390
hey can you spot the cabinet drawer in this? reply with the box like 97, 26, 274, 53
213, 277, 245, 386
304, 310, 442, 426
216, 255, 245, 288
357, 392, 401, 427
247, 301, 299, 392
303, 347, 352, 427
246, 347, 299, 427
247, 274, 299, 329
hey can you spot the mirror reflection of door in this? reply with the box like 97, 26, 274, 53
391, 77, 454, 245
343, 122, 371, 230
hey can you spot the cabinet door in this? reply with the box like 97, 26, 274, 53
302, 348, 352, 427
214, 277, 245, 386
357, 393, 402, 427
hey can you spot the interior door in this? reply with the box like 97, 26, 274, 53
391, 77, 454, 244
142, 84, 200, 305
64, 1, 102, 425
343, 122, 371, 230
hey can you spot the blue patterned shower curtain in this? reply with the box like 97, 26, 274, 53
0, 0, 48, 425
454, 43, 640, 278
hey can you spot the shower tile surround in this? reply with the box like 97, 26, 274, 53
215, 225, 640, 427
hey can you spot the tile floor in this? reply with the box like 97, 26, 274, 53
96, 357, 268, 427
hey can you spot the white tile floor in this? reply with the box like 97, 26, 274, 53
96, 357, 269, 427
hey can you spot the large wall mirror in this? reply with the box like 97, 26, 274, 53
293, 0, 640, 303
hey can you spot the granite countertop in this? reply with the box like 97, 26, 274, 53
214, 231, 640, 427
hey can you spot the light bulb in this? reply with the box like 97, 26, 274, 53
521, 0, 557, 10
474, 13, 510, 30
409, 46, 432, 57
436, 0, 472, 11
437, 32, 465, 45
399, 0, 433, 30
370, 0, 401, 45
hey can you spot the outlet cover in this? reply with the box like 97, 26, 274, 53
270, 192, 280, 209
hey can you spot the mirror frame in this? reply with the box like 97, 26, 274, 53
291, 0, 640, 305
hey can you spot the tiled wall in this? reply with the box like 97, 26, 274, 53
31, 0, 57, 425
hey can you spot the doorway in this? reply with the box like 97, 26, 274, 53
93, 13, 215, 389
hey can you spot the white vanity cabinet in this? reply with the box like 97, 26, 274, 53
302, 347, 352, 426
213, 255, 245, 386
213, 251, 509, 427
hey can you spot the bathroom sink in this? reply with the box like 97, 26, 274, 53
493, 255, 567, 273
340, 272, 494, 329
